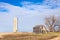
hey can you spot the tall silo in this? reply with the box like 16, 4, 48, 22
13, 17, 18, 32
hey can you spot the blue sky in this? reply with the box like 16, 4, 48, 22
0, 0, 44, 6
0, 0, 60, 32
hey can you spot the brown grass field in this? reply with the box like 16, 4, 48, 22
0, 32, 60, 40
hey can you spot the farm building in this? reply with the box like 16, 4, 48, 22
33, 25, 47, 34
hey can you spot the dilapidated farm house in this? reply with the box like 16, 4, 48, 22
33, 25, 47, 34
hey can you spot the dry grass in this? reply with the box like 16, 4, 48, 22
0, 32, 59, 40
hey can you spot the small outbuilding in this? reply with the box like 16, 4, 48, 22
33, 25, 47, 34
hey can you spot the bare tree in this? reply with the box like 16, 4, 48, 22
45, 16, 56, 32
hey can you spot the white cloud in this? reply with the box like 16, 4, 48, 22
43, 0, 60, 8
0, 1, 60, 32
21, 1, 60, 16
21, 1, 33, 5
